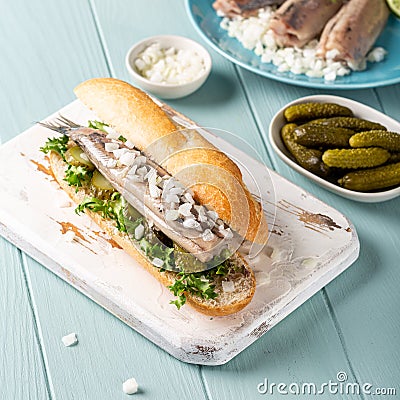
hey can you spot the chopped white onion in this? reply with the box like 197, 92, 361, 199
122, 378, 139, 395
106, 159, 117, 168
202, 229, 215, 242
183, 218, 200, 229
125, 140, 135, 149
149, 183, 161, 199
134, 223, 145, 240
134, 42, 206, 85
113, 148, 128, 159
105, 129, 120, 140
152, 257, 164, 268
168, 187, 184, 196
119, 151, 137, 167
207, 210, 218, 221
183, 192, 194, 204
133, 155, 147, 167
61, 332, 78, 347
165, 194, 180, 204
222, 280, 235, 293
165, 209, 180, 221
136, 166, 148, 176
178, 202, 193, 217
105, 142, 119, 152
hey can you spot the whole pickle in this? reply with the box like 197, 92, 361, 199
294, 125, 354, 148
349, 130, 400, 151
338, 162, 400, 191
284, 102, 353, 123
322, 148, 390, 169
281, 123, 330, 177
308, 117, 386, 132
387, 152, 400, 164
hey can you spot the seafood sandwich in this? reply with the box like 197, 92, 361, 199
39, 78, 268, 316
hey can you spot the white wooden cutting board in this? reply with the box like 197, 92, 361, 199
0, 100, 359, 365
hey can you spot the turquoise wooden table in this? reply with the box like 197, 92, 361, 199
1, 1, 399, 399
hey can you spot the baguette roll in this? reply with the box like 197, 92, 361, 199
74, 78, 268, 244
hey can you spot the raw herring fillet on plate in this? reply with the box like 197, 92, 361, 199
269, 0, 344, 48
317, 0, 390, 70
213, 0, 285, 18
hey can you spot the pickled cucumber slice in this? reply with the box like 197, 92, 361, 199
322, 148, 390, 169
173, 244, 206, 273
65, 146, 95, 170
349, 130, 400, 151
308, 117, 386, 132
284, 103, 353, 123
281, 123, 331, 177
338, 162, 400, 191
91, 170, 115, 191
294, 125, 354, 148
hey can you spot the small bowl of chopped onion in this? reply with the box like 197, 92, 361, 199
125, 35, 212, 99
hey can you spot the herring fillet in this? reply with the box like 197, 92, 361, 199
317, 0, 390, 70
269, 0, 344, 48
213, 0, 285, 18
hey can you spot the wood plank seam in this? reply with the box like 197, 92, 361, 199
321, 289, 365, 400
199, 365, 213, 400
88, 0, 115, 77
233, 65, 277, 170
20, 252, 55, 400
372, 88, 385, 115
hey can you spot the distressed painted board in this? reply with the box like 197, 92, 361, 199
0, 99, 358, 365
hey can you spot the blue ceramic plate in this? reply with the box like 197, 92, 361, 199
186, 0, 400, 89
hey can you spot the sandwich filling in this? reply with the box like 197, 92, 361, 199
41, 121, 248, 309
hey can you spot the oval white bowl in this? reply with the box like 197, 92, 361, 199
269, 95, 400, 203
125, 35, 212, 100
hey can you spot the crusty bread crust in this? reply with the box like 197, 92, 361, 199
49, 151, 255, 316
74, 78, 268, 244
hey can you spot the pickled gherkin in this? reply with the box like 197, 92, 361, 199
322, 148, 390, 169
338, 162, 400, 191
308, 117, 386, 132
284, 102, 353, 123
281, 123, 330, 177
90, 170, 115, 199
65, 146, 95, 170
349, 130, 400, 151
387, 152, 400, 164
173, 244, 207, 273
294, 125, 353, 148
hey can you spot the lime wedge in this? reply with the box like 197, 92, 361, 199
387, 0, 400, 17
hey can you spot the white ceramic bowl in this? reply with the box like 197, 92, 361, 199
125, 35, 212, 99
269, 95, 400, 203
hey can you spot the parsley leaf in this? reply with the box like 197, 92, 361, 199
118, 135, 127, 143
88, 120, 109, 132
40, 135, 69, 160
75, 193, 127, 232
64, 165, 93, 191
168, 271, 218, 309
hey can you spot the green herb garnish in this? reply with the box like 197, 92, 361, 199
64, 165, 93, 191
118, 135, 127, 143
168, 272, 218, 310
40, 135, 69, 160
88, 120, 109, 132
75, 192, 127, 232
